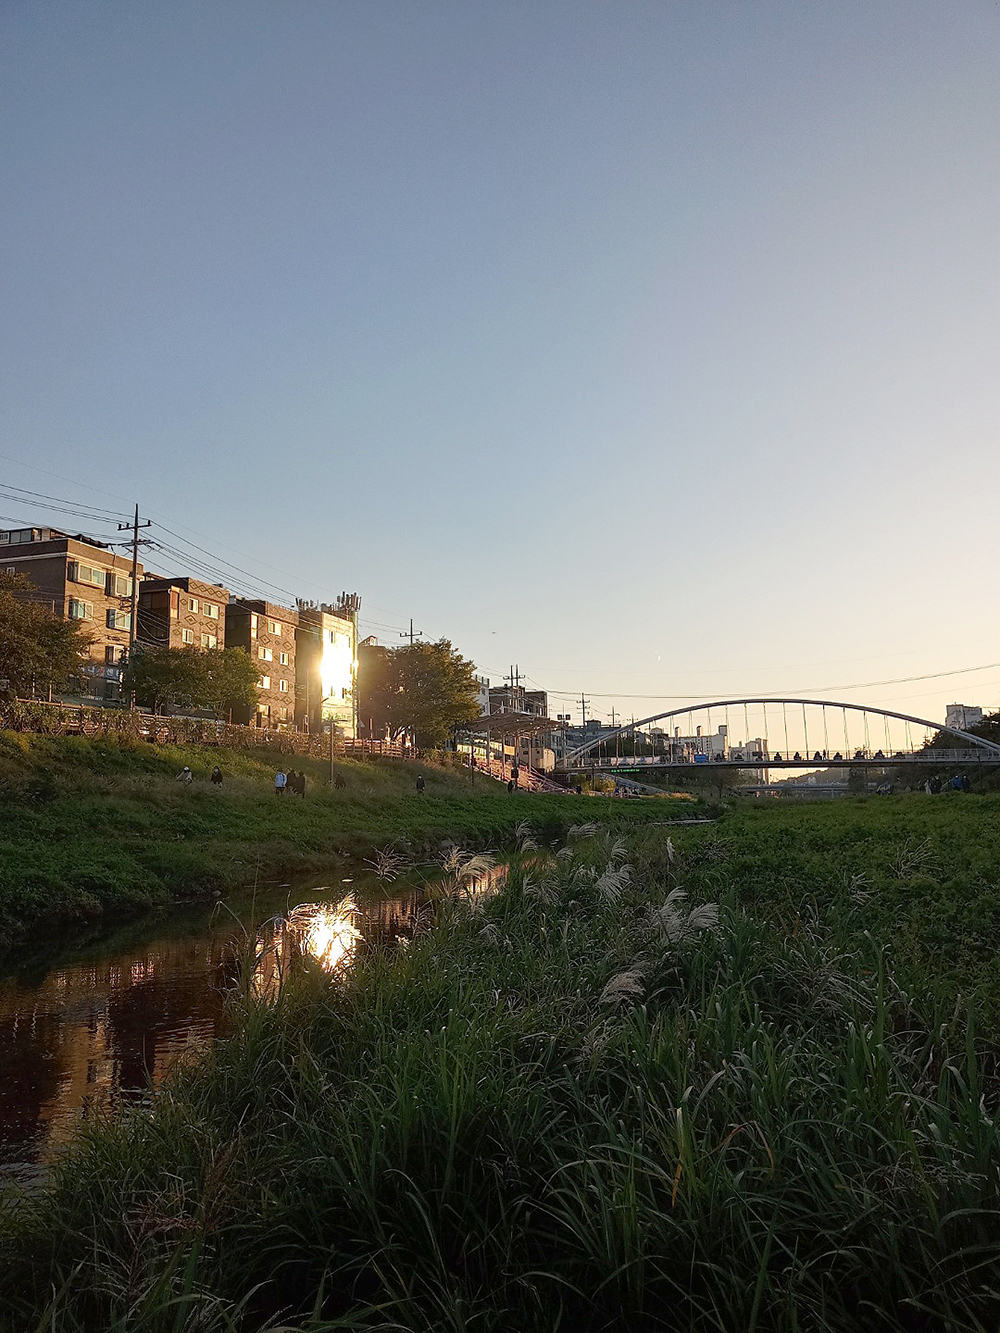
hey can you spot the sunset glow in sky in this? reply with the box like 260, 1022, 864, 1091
2, 2, 998, 725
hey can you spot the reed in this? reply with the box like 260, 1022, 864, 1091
2, 822, 999, 1331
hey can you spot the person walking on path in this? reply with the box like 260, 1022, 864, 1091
511, 761, 520, 790
274, 769, 287, 796
415, 774, 425, 794
287, 769, 297, 796
210, 766, 223, 788
176, 766, 193, 784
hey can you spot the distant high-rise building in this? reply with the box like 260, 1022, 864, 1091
946, 703, 984, 731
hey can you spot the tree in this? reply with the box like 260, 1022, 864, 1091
122, 647, 203, 714
0, 571, 91, 697
358, 638, 481, 748
122, 646, 261, 717
199, 647, 261, 719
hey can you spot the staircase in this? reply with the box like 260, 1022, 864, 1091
478, 756, 569, 795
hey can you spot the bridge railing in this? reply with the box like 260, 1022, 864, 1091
560, 747, 1000, 769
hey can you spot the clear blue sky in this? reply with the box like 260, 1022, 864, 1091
3, 1, 998, 727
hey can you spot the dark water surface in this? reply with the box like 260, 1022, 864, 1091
0, 871, 438, 1186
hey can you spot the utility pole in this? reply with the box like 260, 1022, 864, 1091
399, 618, 423, 646
118, 504, 151, 707
610, 707, 617, 727
580, 693, 590, 725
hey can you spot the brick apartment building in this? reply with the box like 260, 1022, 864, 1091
137, 577, 229, 651
224, 598, 298, 725
0, 525, 142, 701
294, 600, 358, 738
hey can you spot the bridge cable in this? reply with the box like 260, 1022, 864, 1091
843, 708, 850, 756
822, 705, 829, 757
783, 703, 790, 759
803, 703, 809, 760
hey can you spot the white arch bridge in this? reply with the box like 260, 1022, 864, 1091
556, 699, 1000, 773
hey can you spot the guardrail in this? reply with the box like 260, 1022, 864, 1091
0, 698, 412, 760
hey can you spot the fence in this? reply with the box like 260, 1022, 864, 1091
0, 698, 412, 761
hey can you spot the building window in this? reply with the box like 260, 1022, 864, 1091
201, 633, 217, 648
278, 679, 288, 693
68, 599, 93, 620
5, 567, 14, 575
106, 572, 132, 597
279, 651, 289, 665
250, 613, 258, 639
106, 609, 132, 630
105, 645, 124, 665
181, 628, 194, 644
258, 647, 272, 662
188, 598, 199, 614
269, 620, 281, 635
260, 675, 271, 690
204, 602, 218, 619
69, 562, 106, 588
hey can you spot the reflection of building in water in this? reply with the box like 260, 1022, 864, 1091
251, 897, 360, 999
0, 881, 449, 1181
0, 938, 227, 1178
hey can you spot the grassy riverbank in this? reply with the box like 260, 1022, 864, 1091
0, 732, 699, 954
2, 798, 1000, 1330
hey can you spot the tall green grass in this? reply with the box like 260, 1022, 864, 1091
2, 824, 997, 1330
0, 733, 693, 952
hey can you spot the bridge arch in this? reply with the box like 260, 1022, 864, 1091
560, 698, 1000, 766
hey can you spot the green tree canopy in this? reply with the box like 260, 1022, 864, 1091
199, 647, 261, 718
123, 646, 261, 717
0, 571, 91, 697
358, 638, 481, 748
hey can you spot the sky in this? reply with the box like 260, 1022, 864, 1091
2, 1, 999, 730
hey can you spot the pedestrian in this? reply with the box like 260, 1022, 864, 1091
296, 771, 307, 798
511, 761, 520, 789
415, 774, 425, 794
210, 765, 223, 788
287, 769, 297, 796
334, 773, 346, 790
176, 766, 193, 784
274, 769, 287, 796
507, 778, 514, 793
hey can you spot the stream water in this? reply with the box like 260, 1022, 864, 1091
0, 863, 506, 1186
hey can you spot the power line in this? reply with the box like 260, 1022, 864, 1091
526, 661, 1000, 702
0, 454, 330, 601
152, 522, 299, 602
0, 482, 126, 520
